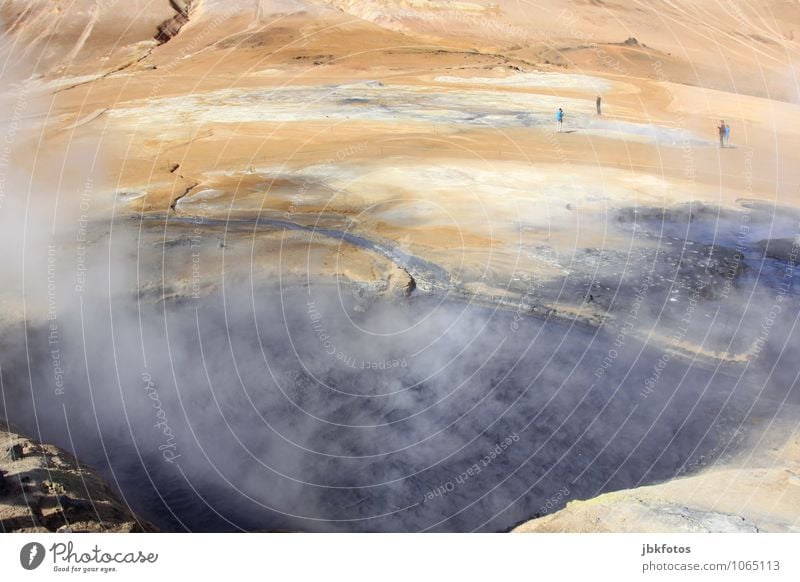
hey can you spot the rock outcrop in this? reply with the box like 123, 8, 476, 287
155, 0, 194, 45
514, 431, 800, 533
0, 422, 156, 533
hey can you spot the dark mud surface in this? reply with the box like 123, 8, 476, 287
1, 202, 798, 531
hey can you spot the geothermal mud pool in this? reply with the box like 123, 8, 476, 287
2, 203, 798, 532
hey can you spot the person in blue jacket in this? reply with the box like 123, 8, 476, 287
556, 108, 564, 132
724, 122, 730, 146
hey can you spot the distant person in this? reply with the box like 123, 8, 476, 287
596, 95, 602, 115
556, 108, 564, 132
724, 122, 730, 146
718, 120, 726, 148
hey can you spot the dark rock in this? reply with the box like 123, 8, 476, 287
758, 238, 799, 262
2, 423, 157, 532
155, 1, 192, 45
5, 444, 23, 461
406, 274, 417, 296
58, 494, 91, 511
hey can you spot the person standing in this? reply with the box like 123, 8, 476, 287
556, 108, 564, 132
596, 95, 602, 115
724, 122, 730, 146
718, 120, 726, 148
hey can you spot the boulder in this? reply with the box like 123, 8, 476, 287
0, 421, 156, 533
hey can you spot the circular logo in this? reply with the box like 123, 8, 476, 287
19, 542, 46, 570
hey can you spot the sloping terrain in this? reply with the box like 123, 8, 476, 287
0, 0, 799, 531
1, 422, 155, 532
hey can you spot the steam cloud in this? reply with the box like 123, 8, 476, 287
2, 211, 798, 531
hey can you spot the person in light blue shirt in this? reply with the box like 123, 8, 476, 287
724, 122, 730, 146
556, 108, 564, 132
